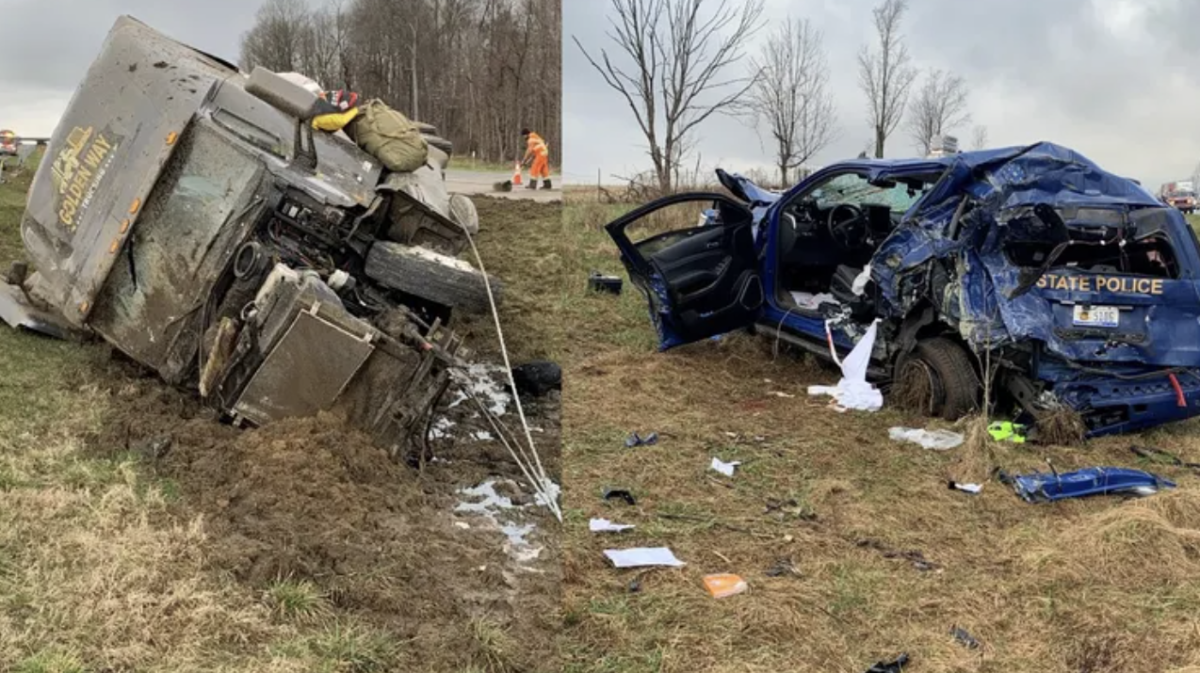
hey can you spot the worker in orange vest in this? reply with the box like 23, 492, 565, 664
521, 128, 551, 190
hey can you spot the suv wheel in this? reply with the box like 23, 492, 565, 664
892, 337, 980, 420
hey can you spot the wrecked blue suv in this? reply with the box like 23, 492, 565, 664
606, 142, 1200, 438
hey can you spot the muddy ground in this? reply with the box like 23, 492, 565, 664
71, 197, 564, 672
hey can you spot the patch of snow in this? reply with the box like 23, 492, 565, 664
455, 478, 544, 565
534, 479, 561, 509
430, 417, 456, 439
455, 480, 514, 513
399, 244, 479, 273
448, 363, 512, 416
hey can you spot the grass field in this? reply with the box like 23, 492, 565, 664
555, 196, 1200, 673
0, 155, 564, 672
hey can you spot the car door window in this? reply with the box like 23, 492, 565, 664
626, 200, 739, 251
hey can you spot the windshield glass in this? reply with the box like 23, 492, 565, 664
811, 172, 929, 214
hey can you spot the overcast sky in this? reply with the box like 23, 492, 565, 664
565, 0, 1200, 190
0, 0, 267, 138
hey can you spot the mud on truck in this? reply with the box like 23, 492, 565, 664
0, 17, 504, 462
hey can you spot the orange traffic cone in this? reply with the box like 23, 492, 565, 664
512, 162, 523, 187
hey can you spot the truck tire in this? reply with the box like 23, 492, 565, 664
365, 242, 501, 315
898, 337, 980, 420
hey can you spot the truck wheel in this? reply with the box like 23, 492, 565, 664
894, 337, 980, 420
365, 242, 501, 315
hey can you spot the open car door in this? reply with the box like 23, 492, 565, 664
606, 193, 763, 350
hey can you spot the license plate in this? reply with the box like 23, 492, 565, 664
1073, 305, 1119, 328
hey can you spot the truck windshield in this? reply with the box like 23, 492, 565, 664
140, 122, 261, 266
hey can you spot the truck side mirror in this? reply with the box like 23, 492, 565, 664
245, 66, 322, 121
245, 66, 319, 171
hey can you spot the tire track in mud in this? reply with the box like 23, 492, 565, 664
84, 352, 562, 670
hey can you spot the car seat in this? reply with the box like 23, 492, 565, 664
777, 210, 843, 295
829, 264, 875, 321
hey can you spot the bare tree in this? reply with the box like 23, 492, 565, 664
970, 124, 988, 151
907, 69, 970, 155
743, 18, 836, 185
238, 0, 561, 166
239, 0, 311, 72
575, 0, 765, 193
857, 0, 917, 158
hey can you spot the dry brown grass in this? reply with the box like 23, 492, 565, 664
552, 198, 1200, 673
1036, 405, 1088, 446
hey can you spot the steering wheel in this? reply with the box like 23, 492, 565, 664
826, 204, 869, 251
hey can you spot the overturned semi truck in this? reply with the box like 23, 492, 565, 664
0, 16, 502, 460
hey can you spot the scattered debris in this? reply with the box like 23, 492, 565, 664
604, 547, 685, 568
807, 319, 883, 412
951, 625, 981, 649
588, 272, 623, 295
988, 421, 1027, 443
628, 578, 642, 593
789, 290, 836, 310
763, 498, 818, 521
1131, 445, 1200, 472
769, 391, 796, 399
703, 573, 748, 598
589, 518, 635, 533
602, 488, 637, 506
710, 457, 741, 477
511, 360, 562, 398
857, 539, 939, 572
948, 481, 983, 495
1006, 466, 1176, 503
864, 653, 910, 673
889, 426, 964, 450
625, 431, 659, 447
764, 559, 801, 577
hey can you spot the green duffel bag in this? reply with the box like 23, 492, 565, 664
354, 99, 430, 173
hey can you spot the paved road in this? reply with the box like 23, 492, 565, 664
445, 168, 561, 203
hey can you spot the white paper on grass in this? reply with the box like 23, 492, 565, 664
589, 518, 635, 533
889, 426, 965, 451
952, 482, 983, 494
604, 547, 685, 568
710, 457, 741, 477
807, 320, 883, 412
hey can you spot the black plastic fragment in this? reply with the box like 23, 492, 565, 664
865, 653, 910, 673
603, 488, 636, 506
